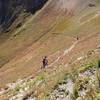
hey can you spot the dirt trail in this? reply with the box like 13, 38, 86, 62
0, 32, 99, 85
48, 32, 100, 68
48, 41, 78, 67
28, 32, 100, 76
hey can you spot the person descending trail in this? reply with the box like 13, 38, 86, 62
42, 56, 48, 69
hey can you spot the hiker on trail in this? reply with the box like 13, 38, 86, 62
76, 36, 79, 41
42, 56, 48, 69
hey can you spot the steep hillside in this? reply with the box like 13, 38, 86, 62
0, 0, 48, 32
0, 0, 100, 99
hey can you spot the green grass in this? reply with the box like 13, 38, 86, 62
96, 0, 100, 3
36, 75, 45, 81
78, 63, 94, 73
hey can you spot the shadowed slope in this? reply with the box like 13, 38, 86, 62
0, 0, 48, 33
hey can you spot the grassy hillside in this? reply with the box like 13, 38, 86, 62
0, 0, 100, 99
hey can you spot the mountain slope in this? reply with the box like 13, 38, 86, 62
0, 0, 100, 97
0, 0, 48, 33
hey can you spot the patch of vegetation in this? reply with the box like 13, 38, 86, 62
96, 0, 100, 4
36, 75, 45, 82
49, 58, 100, 100
73, 86, 79, 99
78, 63, 94, 73
97, 59, 100, 68
95, 93, 100, 100
52, 18, 72, 33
